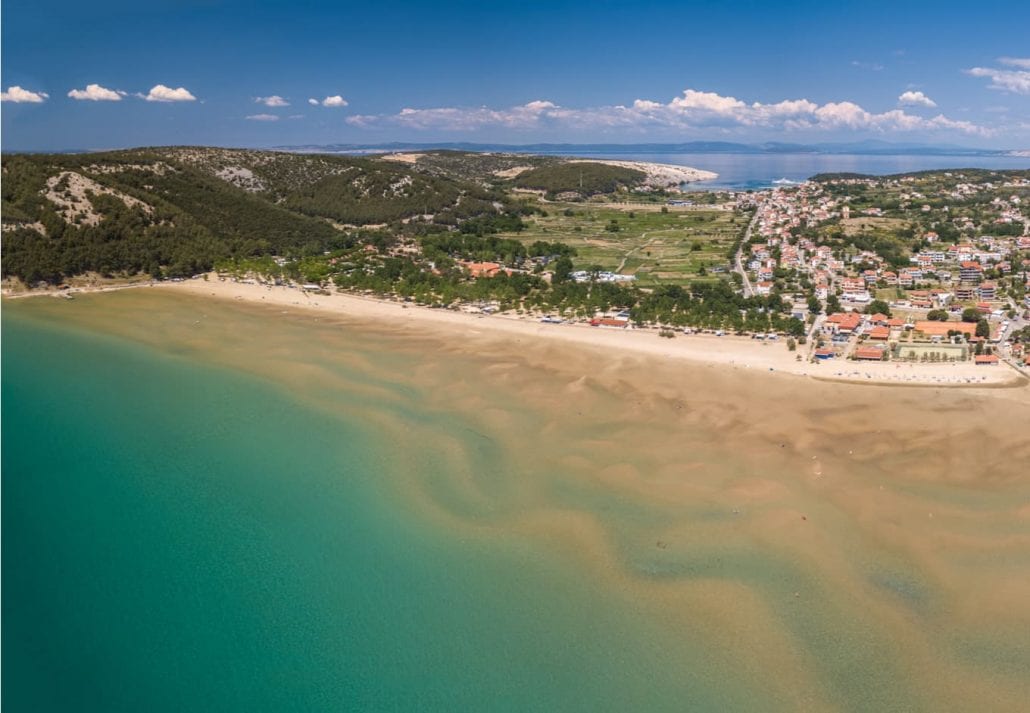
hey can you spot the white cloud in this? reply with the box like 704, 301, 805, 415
999, 57, 1030, 70
345, 88, 991, 137
966, 60, 1030, 95
308, 95, 348, 107
923, 114, 985, 134
898, 90, 937, 108
68, 83, 125, 101
1, 86, 48, 103
144, 84, 197, 102
256, 95, 289, 107
851, 60, 885, 71
670, 89, 747, 115
246, 113, 279, 121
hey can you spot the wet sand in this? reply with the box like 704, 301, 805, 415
6, 289, 1030, 711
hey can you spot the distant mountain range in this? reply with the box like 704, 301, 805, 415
278, 140, 1025, 157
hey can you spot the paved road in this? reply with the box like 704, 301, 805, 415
733, 207, 761, 297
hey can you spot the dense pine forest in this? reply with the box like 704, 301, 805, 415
0, 148, 543, 284
514, 162, 646, 197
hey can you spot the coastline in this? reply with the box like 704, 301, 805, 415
111, 278, 1027, 390
7, 277, 1026, 390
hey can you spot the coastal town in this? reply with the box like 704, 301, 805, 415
731, 171, 1030, 372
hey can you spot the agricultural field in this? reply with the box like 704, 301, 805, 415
501, 202, 746, 286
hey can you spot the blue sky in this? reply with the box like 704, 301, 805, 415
2, 0, 1029, 150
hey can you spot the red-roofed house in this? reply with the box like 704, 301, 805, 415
854, 346, 886, 361
825, 312, 863, 335
590, 317, 629, 329
914, 320, 975, 337
460, 261, 503, 278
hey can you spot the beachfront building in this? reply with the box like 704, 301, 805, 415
589, 317, 630, 329
912, 320, 976, 339
824, 312, 863, 336
854, 346, 886, 361
868, 326, 890, 341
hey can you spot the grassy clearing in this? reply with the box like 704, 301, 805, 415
503, 202, 743, 286
840, 216, 910, 237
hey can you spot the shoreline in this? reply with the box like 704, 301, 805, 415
6, 278, 1027, 390
87, 278, 1028, 389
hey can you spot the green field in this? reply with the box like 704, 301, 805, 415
504, 203, 744, 286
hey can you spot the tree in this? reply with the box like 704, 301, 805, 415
926, 309, 948, 321
865, 299, 892, 317
785, 318, 806, 337
976, 318, 990, 338
552, 256, 573, 284
962, 307, 981, 323
807, 295, 822, 315
826, 294, 842, 314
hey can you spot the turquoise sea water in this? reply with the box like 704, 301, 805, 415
2, 309, 755, 712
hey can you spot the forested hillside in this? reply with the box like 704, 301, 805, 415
514, 162, 647, 197
0, 148, 525, 284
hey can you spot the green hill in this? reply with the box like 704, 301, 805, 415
513, 162, 647, 196
0, 148, 519, 284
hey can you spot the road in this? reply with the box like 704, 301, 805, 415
733, 207, 761, 297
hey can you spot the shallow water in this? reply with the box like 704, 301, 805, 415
4, 291, 1030, 711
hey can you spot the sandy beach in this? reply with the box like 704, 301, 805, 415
148, 278, 1028, 390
